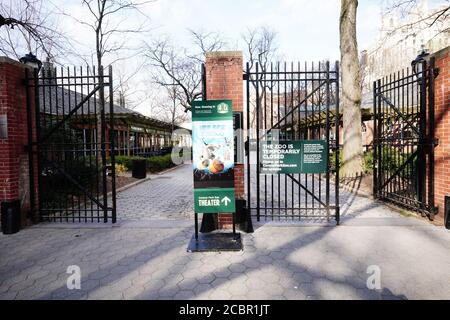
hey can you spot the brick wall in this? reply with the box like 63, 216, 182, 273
205, 51, 244, 229
432, 47, 450, 217
0, 57, 37, 226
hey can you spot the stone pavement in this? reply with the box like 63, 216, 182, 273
116, 165, 194, 221
0, 164, 449, 300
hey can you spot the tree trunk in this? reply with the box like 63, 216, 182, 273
340, 0, 363, 177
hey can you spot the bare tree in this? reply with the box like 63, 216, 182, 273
152, 86, 189, 133
372, 0, 450, 54
66, 0, 152, 149
114, 62, 146, 109
67, 0, 153, 69
384, 0, 449, 33
144, 29, 225, 114
0, 0, 69, 60
242, 26, 278, 130
340, 0, 364, 177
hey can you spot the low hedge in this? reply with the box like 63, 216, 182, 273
146, 153, 176, 173
113, 154, 176, 173
114, 155, 146, 170
330, 147, 408, 174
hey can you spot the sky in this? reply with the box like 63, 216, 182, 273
23, 0, 448, 119
147, 0, 381, 62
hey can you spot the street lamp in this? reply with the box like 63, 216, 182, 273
411, 48, 429, 81
19, 52, 42, 72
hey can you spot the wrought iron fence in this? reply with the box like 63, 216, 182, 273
245, 61, 340, 223
373, 57, 437, 219
26, 65, 117, 223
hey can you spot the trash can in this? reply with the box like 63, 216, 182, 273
1, 200, 21, 234
132, 159, 147, 179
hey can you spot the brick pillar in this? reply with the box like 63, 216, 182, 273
0, 57, 38, 226
205, 51, 244, 229
432, 46, 450, 218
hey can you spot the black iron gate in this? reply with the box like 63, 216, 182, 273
245, 61, 340, 223
373, 57, 436, 219
26, 65, 117, 223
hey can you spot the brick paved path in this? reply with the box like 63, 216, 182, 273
117, 165, 194, 221
1, 164, 449, 300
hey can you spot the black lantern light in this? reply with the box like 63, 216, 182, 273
19, 52, 42, 72
411, 47, 429, 80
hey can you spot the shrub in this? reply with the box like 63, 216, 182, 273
40, 157, 99, 207
114, 155, 145, 171
115, 163, 127, 175
329, 149, 374, 174
363, 147, 413, 174
146, 154, 175, 173
363, 150, 373, 173
111, 154, 176, 173
329, 150, 343, 172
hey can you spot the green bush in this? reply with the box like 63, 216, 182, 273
329, 147, 411, 175
146, 154, 175, 173
329, 150, 342, 172
379, 146, 410, 172
112, 154, 176, 173
329, 149, 375, 174
363, 150, 373, 173
363, 147, 413, 174
41, 157, 99, 208
114, 155, 146, 171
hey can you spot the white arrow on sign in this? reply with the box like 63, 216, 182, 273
221, 196, 231, 206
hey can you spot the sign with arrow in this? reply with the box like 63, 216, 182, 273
192, 100, 236, 214
194, 188, 235, 213
188, 99, 242, 253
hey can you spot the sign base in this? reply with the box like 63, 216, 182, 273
187, 232, 243, 252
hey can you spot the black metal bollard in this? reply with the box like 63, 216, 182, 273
445, 196, 450, 230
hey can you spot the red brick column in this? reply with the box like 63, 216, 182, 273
432, 47, 450, 218
0, 57, 37, 226
205, 51, 244, 229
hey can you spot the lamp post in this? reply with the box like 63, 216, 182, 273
19, 52, 42, 72
19, 52, 42, 226
411, 48, 429, 82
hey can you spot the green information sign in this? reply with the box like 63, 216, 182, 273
260, 140, 328, 174
192, 100, 235, 214
194, 188, 235, 213
192, 100, 233, 121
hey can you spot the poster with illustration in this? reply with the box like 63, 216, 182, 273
192, 100, 235, 213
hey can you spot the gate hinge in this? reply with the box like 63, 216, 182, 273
433, 67, 440, 78
433, 137, 439, 147
243, 73, 249, 81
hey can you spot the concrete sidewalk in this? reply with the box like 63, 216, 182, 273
0, 220, 449, 300
1, 164, 449, 300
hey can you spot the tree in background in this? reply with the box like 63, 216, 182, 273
383, 0, 449, 37
0, 0, 69, 59
66, 0, 152, 147
144, 29, 225, 114
242, 26, 279, 130
67, 0, 152, 69
150, 85, 190, 133
340, 0, 364, 177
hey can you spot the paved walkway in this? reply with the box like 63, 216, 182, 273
0, 165, 449, 300
117, 165, 194, 221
